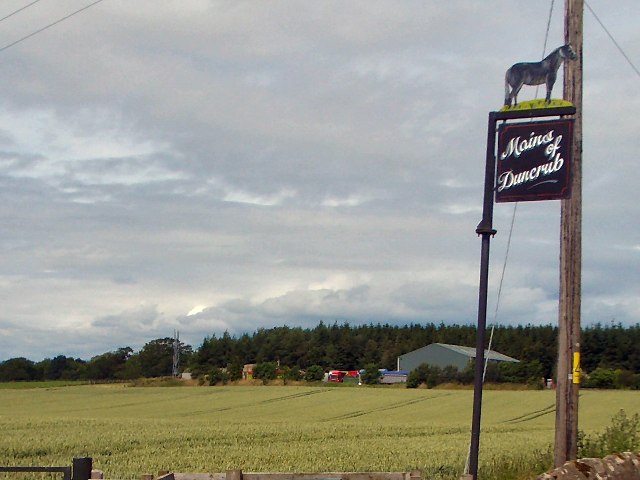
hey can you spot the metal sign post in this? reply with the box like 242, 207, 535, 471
468, 105, 575, 480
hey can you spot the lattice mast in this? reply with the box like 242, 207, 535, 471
172, 330, 180, 377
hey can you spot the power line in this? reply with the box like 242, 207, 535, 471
585, 1, 640, 78
542, 0, 556, 58
493, 0, 556, 371
0, 0, 105, 54
0, 0, 43, 24
487, 0, 555, 389
535, 0, 556, 102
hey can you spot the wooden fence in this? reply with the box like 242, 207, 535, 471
0, 458, 92, 480
145, 469, 422, 480
2, 458, 421, 480
140, 470, 422, 480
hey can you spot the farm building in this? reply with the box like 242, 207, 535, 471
379, 370, 409, 384
397, 343, 519, 372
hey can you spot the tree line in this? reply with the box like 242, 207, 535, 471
1, 322, 639, 387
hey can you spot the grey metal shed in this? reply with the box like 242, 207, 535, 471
397, 342, 519, 372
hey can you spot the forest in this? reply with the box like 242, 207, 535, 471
1, 321, 639, 388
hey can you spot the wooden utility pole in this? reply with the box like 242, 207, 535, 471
555, 0, 583, 467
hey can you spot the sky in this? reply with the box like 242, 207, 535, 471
0, 1, 638, 362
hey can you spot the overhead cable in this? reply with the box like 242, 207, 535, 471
0, 0, 105, 54
0, 0, 43, 24
585, 1, 640, 78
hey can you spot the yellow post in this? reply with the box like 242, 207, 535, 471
573, 351, 581, 384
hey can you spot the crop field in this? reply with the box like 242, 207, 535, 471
1, 384, 639, 479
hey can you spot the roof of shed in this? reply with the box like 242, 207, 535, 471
401, 343, 519, 363
438, 343, 518, 362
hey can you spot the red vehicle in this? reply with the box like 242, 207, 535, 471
327, 370, 360, 383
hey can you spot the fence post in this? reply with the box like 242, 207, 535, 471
226, 469, 243, 480
72, 458, 92, 480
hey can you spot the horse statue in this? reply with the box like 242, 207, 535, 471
504, 44, 577, 107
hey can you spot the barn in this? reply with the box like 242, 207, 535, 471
397, 342, 519, 372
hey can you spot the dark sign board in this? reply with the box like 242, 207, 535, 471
496, 118, 573, 202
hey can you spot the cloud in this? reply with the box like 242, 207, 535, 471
0, 1, 639, 361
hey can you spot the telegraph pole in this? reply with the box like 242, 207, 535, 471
555, 0, 583, 467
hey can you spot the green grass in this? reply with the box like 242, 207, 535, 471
0, 384, 638, 479
0, 380, 90, 389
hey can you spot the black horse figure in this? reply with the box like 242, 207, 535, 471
504, 44, 577, 107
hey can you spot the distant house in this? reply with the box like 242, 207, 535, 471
397, 343, 519, 372
243, 364, 256, 380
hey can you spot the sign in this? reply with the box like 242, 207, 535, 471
573, 352, 581, 384
496, 119, 573, 203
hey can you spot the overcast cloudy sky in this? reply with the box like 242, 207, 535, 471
0, 1, 638, 361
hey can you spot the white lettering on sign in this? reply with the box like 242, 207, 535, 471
497, 129, 565, 193
500, 130, 556, 160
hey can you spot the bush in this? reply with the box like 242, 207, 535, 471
583, 367, 616, 388
253, 362, 278, 384
613, 369, 640, 390
578, 409, 640, 458
458, 363, 475, 384
360, 364, 381, 385
441, 365, 461, 383
580, 368, 640, 390
0, 357, 39, 381
479, 446, 553, 480
282, 366, 302, 383
209, 367, 229, 385
226, 362, 243, 381
406, 363, 464, 388
498, 360, 545, 386
407, 363, 443, 388
304, 365, 325, 382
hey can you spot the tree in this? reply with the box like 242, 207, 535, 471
137, 338, 174, 377
360, 339, 381, 366
406, 363, 444, 389
136, 338, 193, 378
117, 355, 142, 380
360, 364, 381, 385
0, 357, 38, 381
19, 321, 630, 385
48, 355, 66, 380
253, 362, 278, 384
42, 355, 86, 380
613, 369, 640, 390
226, 361, 243, 381
304, 365, 325, 382
193, 333, 231, 374
282, 366, 302, 383
86, 348, 132, 380
584, 368, 616, 388
209, 367, 229, 385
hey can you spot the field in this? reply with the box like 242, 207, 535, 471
1, 383, 639, 479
